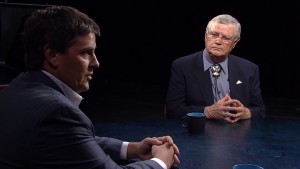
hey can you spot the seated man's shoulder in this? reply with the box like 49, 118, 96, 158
230, 55, 258, 68
175, 51, 202, 63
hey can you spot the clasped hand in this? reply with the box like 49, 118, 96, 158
128, 136, 180, 169
205, 95, 251, 123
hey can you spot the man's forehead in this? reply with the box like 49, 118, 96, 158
209, 23, 236, 34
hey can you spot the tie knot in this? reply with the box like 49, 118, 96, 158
211, 64, 222, 78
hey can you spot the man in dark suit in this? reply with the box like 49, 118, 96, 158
166, 14, 265, 123
0, 6, 179, 169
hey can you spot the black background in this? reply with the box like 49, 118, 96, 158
1, 0, 300, 102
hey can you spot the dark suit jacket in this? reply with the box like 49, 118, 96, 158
166, 51, 265, 119
0, 71, 162, 169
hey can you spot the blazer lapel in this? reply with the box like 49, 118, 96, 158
228, 56, 239, 99
193, 52, 214, 105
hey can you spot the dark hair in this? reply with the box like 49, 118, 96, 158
22, 6, 100, 70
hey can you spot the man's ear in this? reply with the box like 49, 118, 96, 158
44, 45, 59, 68
231, 37, 240, 49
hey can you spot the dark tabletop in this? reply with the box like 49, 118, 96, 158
94, 117, 300, 169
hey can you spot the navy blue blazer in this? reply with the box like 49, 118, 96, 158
166, 51, 265, 119
0, 71, 162, 169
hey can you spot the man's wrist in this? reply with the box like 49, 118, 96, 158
204, 107, 211, 119
242, 108, 251, 119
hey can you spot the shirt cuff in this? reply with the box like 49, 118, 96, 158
120, 142, 129, 160
151, 158, 167, 169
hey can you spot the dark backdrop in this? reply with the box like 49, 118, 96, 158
1, 0, 300, 101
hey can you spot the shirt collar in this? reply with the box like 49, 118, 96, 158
203, 49, 228, 75
42, 70, 83, 107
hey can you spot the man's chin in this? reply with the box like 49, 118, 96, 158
83, 85, 90, 92
77, 85, 89, 93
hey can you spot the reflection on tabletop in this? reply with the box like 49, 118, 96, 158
94, 118, 300, 169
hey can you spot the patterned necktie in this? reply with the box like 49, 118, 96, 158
211, 64, 222, 101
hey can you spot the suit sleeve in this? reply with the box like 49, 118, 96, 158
166, 60, 206, 119
248, 65, 266, 118
34, 101, 163, 169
